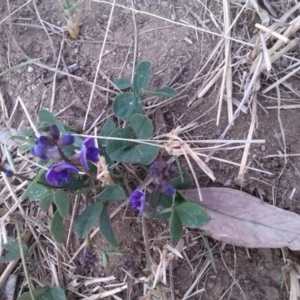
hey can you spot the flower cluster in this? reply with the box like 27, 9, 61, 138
129, 160, 176, 216
30, 124, 100, 186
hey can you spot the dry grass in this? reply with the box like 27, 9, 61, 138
1, 0, 300, 299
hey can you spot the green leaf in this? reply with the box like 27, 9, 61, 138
170, 208, 182, 245
74, 202, 103, 238
18, 144, 33, 155
99, 118, 116, 146
2, 240, 28, 262
106, 128, 158, 164
176, 202, 210, 228
20, 162, 52, 202
38, 109, 65, 132
40, 193, 54, 211
50, 210, 65, 244
19, 288, 47, 300
152, 191, 186, 220
129, 114, 153, 139
28, 183, 49, 200
53, 191, 71, 218
67, 174, 85, 191
95, 185, 126, 202
102, 252, 109, 268
106, 128, 134, 157
36, 287, 66, 300
171, 173, 192, 189
133, 61, 151, 94
114, 78, 131, 90
143, 87, 177, 98
64, 0, 85, 17
99, 206, 118, 247
112, 92, 143, 121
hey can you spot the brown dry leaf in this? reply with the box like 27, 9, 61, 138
67, 19, 80, 39
181, 187, 300, 250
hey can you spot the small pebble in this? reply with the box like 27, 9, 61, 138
27, 66, 34, 73
261, 145, 266, 151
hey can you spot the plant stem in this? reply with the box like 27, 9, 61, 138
142, 215, 151, 272
16, 222, 35, 300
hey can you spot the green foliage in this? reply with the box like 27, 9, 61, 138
18, 288, 47, 300
143, 87, 177, 97
36, 287, 66, 300
171, 173, 192, 189
106, 128, 159, 164
170, 208, 182, 245
74, 202, 103, 238
50, 211, 65, 244
99, 206, 118, 247
38, 109, 65, 132
28, 183, 49, 200
64, 0, 85, 18
99, 118, 116, 146
132, 61, 152, 94
114, 78, 131, 90
95, 185, 126, 201
53, 190, 71, 218
129, 114, 153, 139
112, 92, 143, 121
2, 240, 28, 262
176, 202, 210, 228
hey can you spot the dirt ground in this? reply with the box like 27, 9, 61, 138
1, 0, 300, 299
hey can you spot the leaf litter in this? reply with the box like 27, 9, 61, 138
181, 187, 300, 250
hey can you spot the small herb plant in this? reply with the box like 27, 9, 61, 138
1, 61, 211, 299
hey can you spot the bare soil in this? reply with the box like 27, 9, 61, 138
1, 0, 300, 299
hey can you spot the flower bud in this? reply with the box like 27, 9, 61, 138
59, 134, 75, 147
49, 124, 60, 140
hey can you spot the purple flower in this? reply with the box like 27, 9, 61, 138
45, 162, 78, 186
150, 161, 176, 195
49, 124, 60, 140
5, 170, 14, 177
130, 190, 146, 216
58, 134, 75, 147
31, 136, 57, 160
80, 138, 100, 170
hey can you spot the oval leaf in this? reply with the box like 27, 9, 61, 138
99, 206, 118, 247
176, 202, 210, 228
122, 143, 159, 164
144, 87, 177, 98
181, 188, 300, 250
53, 190, 71, 218
36, 287, 66, 300
129, 114, 153, 139
28, 183, 49, 200
2, 240, 28, 262
114, 78, 131, 90
170, 209, 182, 245
106, 128, 135, 161
19, 289, 47, 300
133, 61, 151, 94
38, 109, 65, 132
171, 173, 192, 189
95, 185, 126, 201
112, 92, 143, 121
74, 202, 103, 238
50, 210, 65, 244
99, 118, 116, 146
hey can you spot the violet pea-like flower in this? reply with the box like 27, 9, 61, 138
150, 161, 175, 195
130, 189, 146, 216
80, 138, 100, 170
46, 162, 78, 186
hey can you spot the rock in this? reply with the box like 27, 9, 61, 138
27, 66, 34, 73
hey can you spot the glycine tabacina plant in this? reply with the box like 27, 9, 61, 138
1, 61, 210, 299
